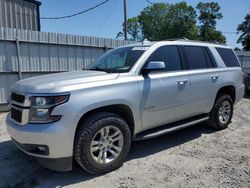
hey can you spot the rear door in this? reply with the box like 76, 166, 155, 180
180, 45, 221, 115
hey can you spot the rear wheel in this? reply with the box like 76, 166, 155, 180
74, 112, 131, 174
208, 94, 233, 130
245, 89, 250, 96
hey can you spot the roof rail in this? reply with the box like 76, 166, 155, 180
165, 37, 189, 41
165, 38, 226, 46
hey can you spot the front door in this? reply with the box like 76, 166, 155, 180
138, 45, 191, 131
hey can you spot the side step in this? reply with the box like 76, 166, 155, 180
134, 115, 209, 141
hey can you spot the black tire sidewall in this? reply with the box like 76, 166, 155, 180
209, 95, 233, 129
74, 112, 131, 174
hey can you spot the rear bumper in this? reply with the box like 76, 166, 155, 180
235, 84, 245, 104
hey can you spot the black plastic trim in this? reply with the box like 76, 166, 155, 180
35, 156, 73, 172
11, 138, 49, 155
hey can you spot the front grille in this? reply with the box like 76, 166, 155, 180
11, 108, 23, 123
11, 93, 25, 104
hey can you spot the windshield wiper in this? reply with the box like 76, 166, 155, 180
86, 67, 110, 73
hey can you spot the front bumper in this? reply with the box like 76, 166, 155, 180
6, 114, 73, 171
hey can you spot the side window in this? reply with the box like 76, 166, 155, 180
182, 46, 212, 70
216, 47, 240, 67
146, 46, 182, 72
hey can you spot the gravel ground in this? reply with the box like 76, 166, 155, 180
0, 97, 250, 188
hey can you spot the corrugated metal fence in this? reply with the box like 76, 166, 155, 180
0, 28, 135, 107
236, 51, 250, 68
0, 0, 41, 31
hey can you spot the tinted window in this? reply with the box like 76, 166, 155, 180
216, 47, 240, 67
182, 46, 212, 69
146, 46, 182, 72
204, 48, 216, 68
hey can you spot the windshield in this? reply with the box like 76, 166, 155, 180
85, 46, 149, 73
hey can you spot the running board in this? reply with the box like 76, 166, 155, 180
134, 115, 209, 141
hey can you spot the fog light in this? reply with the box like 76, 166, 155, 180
38, 146, 47, 152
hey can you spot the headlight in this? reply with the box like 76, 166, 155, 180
29, 94, 70, 123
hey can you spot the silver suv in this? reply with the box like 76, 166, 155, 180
6, 40, 244, 174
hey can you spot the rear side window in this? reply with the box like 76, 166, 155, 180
182, 46, 214, 69
216, 47, 240, 67
146, 45, 182, 72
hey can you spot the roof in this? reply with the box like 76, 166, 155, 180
137, 38, 230, 48
24, 0, 41, 6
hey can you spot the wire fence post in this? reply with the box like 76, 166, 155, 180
15, 37, 22, 80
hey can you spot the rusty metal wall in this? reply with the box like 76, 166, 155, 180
0, 0, 41, 31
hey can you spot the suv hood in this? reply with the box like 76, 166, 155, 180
11, 71, 119, 93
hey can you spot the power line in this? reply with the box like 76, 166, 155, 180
41, 0, 111, 20
97, 0, 118, 36
221, 31, 237, 34
145, 0, 154, 5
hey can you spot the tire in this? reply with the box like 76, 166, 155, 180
74, 112, 131, 174
208, 94, 233, 130
245, 89, 250, 96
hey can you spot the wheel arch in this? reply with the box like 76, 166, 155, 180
74, 103, 136, 140
215, 85, 236, 104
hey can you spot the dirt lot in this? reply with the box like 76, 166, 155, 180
0, 97, 250, 188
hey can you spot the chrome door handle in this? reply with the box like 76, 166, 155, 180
178, 79, 188, 85
211, 75, 219, 80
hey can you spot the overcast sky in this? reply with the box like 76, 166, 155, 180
40, 0, 250, 48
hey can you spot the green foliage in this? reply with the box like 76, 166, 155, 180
196, 2, 226, 43
237, 14, 250, 51
120, 1, 227, 43
138, 2, 198, 41
138, 3, 170, 41
196, 2, 222, 27
165, 2, 199, 40
126, 17, 143, 41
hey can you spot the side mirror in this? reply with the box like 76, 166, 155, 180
142, 61, 166, 74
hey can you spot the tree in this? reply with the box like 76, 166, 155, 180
117, 17, 143, 41
196, 2, 226, 43
126, 17, 143, 41
138, 2, 199, 41
138, 3, 170, 41
165, 2, 199, 40
237, 14, 250, 51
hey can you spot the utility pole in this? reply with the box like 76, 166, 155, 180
123, 0, 127, 40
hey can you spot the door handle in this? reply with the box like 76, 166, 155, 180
211, 75, 219, 80
178, 79, 188, 85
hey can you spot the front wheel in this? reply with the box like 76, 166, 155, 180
74, 112, 131, 174
208, 94, 233, 130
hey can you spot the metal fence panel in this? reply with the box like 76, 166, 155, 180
0, 0, 40, 31
0, 28, 135, 105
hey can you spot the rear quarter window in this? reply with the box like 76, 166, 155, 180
216, 47, 240, 67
